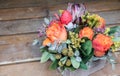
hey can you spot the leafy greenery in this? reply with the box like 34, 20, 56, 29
82, 50, 94, 63
81, 39, 92, 56
71, 57, 80, 69
49, 60, 58, 70
40, 51, 50, 63
108, 26, 120, 35
80, 61, 87, 70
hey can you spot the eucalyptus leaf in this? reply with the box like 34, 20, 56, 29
44, 18, 50, 25
71, 57, 80, 69
40, 51, 50, 63
60, 57, 67, 62
65, 39, 71, 44
74, 50, 80, 56
32, 39, 39, 46
76, 56, 82, 62
50, 54, 56, 61
48, 41, 57, 51
58, 43, 67, 53
65, 22, 74, 30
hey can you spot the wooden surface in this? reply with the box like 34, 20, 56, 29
0, 0, 120, 76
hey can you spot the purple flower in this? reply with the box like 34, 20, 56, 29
94, 27, 105, 33
67, 3, 86, 24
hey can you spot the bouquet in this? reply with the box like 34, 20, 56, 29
33, 3, 120, 74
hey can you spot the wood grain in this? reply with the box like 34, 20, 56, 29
49, 0, 120, 15
0, 33, 44, 63
0, 7, 48, 21
0, 10, 120, 35
0, 18, 45, 35
0, 61, 61, 76
0, 61, 120, 76
0, 0, 74, 9
0, 0, 119, 21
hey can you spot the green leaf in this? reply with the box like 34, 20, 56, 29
82, 50, 94, 63
40, 46, 48, 52
71, 57, 80, 69
80, 61, 87, 70
40, 51, 50, 63
60, 57, 67, 65
50, 54, 56, 61
112, 37, 120, 42
81, 40, 92, 56
49, 60, 58, 70
109, 26, 120, 35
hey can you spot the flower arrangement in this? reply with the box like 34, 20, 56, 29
33, 3, 120, 73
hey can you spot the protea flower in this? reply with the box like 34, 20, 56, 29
67, 3, 86, 24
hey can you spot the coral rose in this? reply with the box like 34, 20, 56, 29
43, 21, 67, 46
92, 34, 113, 57
79, 27, 94, 40
60, 10, 72, 25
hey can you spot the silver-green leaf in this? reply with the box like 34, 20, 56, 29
40, 51, 50, 63
71, 57, 80, 69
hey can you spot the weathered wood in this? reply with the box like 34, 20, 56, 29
90, 62, 120, 76
0, 7, 48, 21
0, 61, 120, 76
0, 0, 74, 9
49, 0, 120, 15
0, 10, 120, 35
0, 18, 45, 35
0, 33, 43, 64
0, 0, 119, 21
0, 61, 61, 76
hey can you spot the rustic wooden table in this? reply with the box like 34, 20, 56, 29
0, 0, 120, 76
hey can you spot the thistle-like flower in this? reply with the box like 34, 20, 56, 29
67, 3, 86, 24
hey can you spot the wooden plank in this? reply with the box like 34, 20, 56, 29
49, 0, 120, 15
0, 0, 119, 21
0, 0, 74, 9
0, 7, 48, 21
0, 33, 43, 64
0, 61, 61, 76
0, 10, 120, 35
90, 63, 120, 76
0, 18, 45, 35
0, 61, 120, 76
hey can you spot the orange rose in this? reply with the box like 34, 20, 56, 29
43, 21, 67, 46
94, 50, 105, 57
43, 38, 52, 46
79, 27, 94, 40
92, 34, 113, 57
